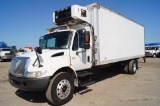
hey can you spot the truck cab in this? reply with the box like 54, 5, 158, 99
9, 25, 93, 105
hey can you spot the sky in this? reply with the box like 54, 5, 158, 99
0, 0, 160, 48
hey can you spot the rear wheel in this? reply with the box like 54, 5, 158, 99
46, 72, 74, 106
124, 61, 129, 74
123, 59, 137, 74
128, 60, 137, 74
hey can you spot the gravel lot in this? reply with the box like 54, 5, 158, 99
0, 58, 160, 106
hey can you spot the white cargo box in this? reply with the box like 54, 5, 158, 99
87, 3, 145, 65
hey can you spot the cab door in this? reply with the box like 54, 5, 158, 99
70, 29, 92, 71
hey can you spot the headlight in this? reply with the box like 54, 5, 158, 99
25, 70, 47, 78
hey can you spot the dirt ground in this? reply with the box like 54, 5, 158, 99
0, 58, 160, 106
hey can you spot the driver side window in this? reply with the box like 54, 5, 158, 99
72, 33, 78, 51
72, 31, 85, 51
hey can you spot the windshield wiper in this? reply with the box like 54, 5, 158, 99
47, 47, 59, 49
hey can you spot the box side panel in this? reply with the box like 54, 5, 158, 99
98, 6, 145, 64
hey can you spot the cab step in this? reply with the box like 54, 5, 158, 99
79, 81, 95, 87
77, 71, 95, 87
77, 71, 94, 78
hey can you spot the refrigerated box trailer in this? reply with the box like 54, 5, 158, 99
9, 3, 145, 105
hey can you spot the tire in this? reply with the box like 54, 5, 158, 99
123, 61, 129, 74
128, 60, 137, 74
0, 58, 3, 62
46, 72, 74, 106
153, 54, 156, 58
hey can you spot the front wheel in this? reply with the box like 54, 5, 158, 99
0, 57, 3, 62
46, 72, 75, 106
153, 54, 156, 58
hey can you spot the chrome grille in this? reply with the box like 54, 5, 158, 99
10, 57, 30, 77
5, 53, 11, 55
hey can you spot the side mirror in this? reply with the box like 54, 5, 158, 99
84, 31, 90, 49
85, 31, 90, 43
39, 36, 43, 46
35, 47, 42, 54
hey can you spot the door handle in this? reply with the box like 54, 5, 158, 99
87, 56, 90, 62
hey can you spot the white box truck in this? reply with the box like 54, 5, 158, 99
9, 3, 145, 105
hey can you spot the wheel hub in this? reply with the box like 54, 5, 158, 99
133, 62, 136, 72
62, 86, 67, 92
57, 79, 71, 99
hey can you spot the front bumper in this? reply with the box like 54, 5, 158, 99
8, 73, 50, 91
1, 55, 12, 59
145, 52, 153, 57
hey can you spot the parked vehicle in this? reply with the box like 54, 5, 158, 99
9, 46, 18, 58
0, 48, 12, 62
145, 46, 160, 57
9, 3, 145, 105
24, 46, 33, 52
17, 49, 27, 56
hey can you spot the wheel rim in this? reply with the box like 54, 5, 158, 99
56, 79, 71, 99
153, 54, 156, 58
133, 62, 137, 72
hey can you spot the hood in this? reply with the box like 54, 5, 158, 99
12, 49, 70, 74
17, 49, 69, 63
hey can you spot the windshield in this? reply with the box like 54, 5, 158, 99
145, 47, 158, 50
18, 49, 25, 52
2, 49, 10, 51
40, 31, 72, 49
